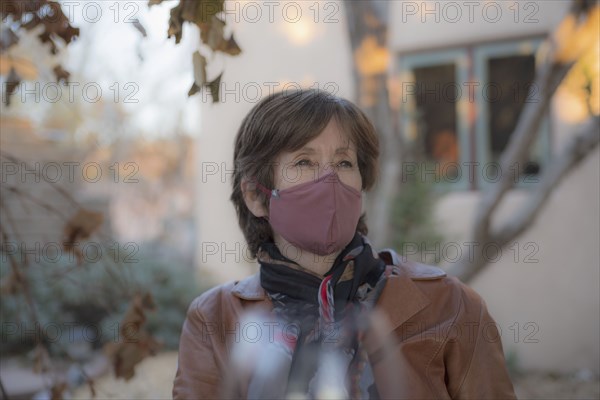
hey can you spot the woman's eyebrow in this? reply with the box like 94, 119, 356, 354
297, 147, 316, 154
294, 146, 355, 155
335, 147, 355, 155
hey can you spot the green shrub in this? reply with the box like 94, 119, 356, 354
0, 245, 203, 357
390, 161, 445, 265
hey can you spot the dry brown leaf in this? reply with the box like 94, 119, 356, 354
4, 67, 21, 106
207, 72, 223, 102
63, 209, 104, 246
201, 16, 225, 51
63, 209, 104, 263
104, 293, 162, 381
53, 65, 70, 84
51, 381, 68, 400
218, 33, 242, 56
192, 51, 207, 87
188, 82, 201, 96
168, 2, 184, 44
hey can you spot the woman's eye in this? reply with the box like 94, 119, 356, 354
295, 159, 315, 167
338, 160, 354, 168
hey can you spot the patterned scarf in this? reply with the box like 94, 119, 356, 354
250, 233, 389, 399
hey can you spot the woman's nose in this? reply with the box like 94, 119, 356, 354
316, 162, 337, 180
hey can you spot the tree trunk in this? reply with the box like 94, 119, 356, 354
344, 1, 401, 247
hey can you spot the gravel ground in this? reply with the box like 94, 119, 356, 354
513, 371, 600, 399
70, 351, 599, 399
71, 352, 178, 399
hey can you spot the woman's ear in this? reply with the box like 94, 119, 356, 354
241, 178, 268, 218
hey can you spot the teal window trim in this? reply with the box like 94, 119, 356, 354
472, 38, 551, 190
396, 36, 552, 192
398, 49, 471, 191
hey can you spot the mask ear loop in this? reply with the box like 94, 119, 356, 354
250, 176, 279, 199
248, 177, 276, 222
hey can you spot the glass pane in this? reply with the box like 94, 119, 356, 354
487, 54, 539, 175
413, 64, 459, 181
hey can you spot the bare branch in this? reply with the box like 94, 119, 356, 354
448, 117, 600, 282
0, 151, 80, 208
472, 60, 575, 240
493, 117, 600, 246
453, 2, 600, 282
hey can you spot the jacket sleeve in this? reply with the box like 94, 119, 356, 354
173, 296, 221, 400
445, 281, 517, 399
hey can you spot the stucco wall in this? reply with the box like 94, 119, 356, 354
389, 0, 570, 53
434, 140, 600, 373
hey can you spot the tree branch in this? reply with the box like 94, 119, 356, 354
493, 116, 600, 246
450, 1, 599, 282
448, 117, 599, 282
472, 60, 575, 241
471, 0, 597, 242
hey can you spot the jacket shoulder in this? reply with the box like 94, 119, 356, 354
377, 249, 488, 324
378, 248, 447, 280
186, 280, 238, 320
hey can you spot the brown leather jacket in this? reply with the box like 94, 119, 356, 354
173, 253, 517, 399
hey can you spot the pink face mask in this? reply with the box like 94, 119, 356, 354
255, 171, 362, 256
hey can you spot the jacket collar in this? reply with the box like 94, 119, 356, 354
374, 269, 431, 335
230, 268, 431, 333
231, 272, 266, 300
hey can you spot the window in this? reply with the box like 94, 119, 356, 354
398, 38, 551, 190
413, 64, 459, 180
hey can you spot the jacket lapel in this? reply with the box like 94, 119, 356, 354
375, 271, 431, 334
360, 270, 432, 374
231, 272, 266, 300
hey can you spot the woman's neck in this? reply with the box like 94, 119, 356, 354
273, 235, 341, 277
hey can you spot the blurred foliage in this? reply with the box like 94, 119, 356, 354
0, 246, 202, 358
505, 349, 522, 379
149, 0, 241, 100
552, 1, 598, 65
0, 0, 79, 52
390, 162, 445, 265
0, 0, 79, 105
555, 5, 600, 122
1, 0, 241, 104
0, 132, 198, 382
127, 249, 202, 349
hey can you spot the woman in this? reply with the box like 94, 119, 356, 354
173, 89, 517, 399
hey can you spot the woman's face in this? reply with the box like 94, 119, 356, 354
272, 117, 362, 191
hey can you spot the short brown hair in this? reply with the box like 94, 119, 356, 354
231, 89, 380, 258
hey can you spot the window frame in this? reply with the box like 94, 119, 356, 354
472, 38, 551, 190
396, 36, 552, 191
398, 48, 472, 191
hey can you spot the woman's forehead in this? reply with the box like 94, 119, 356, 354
287, 118, 356, 153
